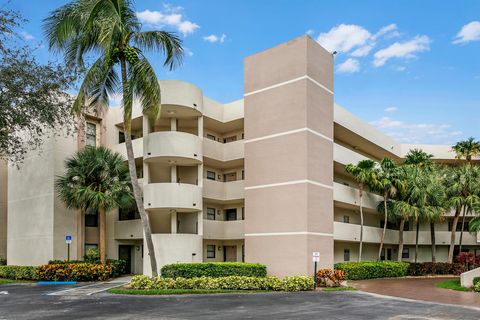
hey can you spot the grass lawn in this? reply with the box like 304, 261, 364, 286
0, 279, 20, 285
320, 286, 356, 292
108, 287, 271, 295
435, 279, 471, 292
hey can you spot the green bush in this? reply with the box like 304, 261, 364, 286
161, 262, 267, 278
84, 247, 100, 263
47, 259, 126, 277
37, 263, 113, 281
334, 261, 409, 280
0, 258, 6, 266
130, 275, 313, 292
473, 277, 480, 287
0, 266, 38, 280
474, 283, 480, 292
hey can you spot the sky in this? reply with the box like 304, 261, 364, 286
6, 0, 480, 145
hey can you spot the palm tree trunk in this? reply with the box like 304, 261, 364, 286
358, 187, 364, 262
448, 208, 461, 263
414, 220, 419, 263
397, 219, 405, 262
99, 205, 106, 264
378, 195, 388, 261
430, 222, 436, 263
120, 58, 158, 277
459, 206, 468, 252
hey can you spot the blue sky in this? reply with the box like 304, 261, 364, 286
7, 0, 480, 145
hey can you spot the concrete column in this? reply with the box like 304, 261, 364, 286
171, 211, 177, 234
170, 118, 177, 131
244, 36, 334, 277
197, 211, 203, 236
171, 165, 177, 183
143, 114, 150, 135
198, 116, 203, 138
197, 164, 203, 187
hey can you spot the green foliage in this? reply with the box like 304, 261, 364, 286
37, 263, 113, 281
130, 275, 313, 292
0, 266, 39, 280
451, 137, 480, 162
474, 282, 480, 292
84, 247, 100, 263
473, 277, 480, 287
435, 279, 471, 292
334, 261, 409, 280
161, 262, 267, 278
408, 263, 466, 276
109, 288, 259, 295
0, 258, 6, 266
47, 259, 126, 277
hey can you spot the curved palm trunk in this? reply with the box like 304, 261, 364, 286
414, 220, 419, 263
397, 219, 405, 262
99, 206, 106, 264
378, 195, 388, 261
459, 207, 468, 252
358, 187, 364, 262
448, 208, 461, 263
121, 59, 158, 277
430, 222, 436, 263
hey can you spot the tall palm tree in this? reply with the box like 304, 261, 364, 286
345, 160, 377, 262
404, 148, 433, 168
452, 137, 480, 163
371, 158, 403, 261
56, 146, 133, 264
44, 0, 183, 276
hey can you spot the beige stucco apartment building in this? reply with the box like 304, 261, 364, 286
1, 36, 479, 276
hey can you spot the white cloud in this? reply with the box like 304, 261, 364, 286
203, 34, 226, 43
136, 8, 199, 36
384, 107, 397, 113
317, 24, 371, 53
453, 21, 480, 44
351, 44, 374, 57
370, 116, 462, 144
373, 35, 430, 67
372, 24, 399, 40
306, 29, 314, 36
336, 58, 360, 73
20, 31, 34, 41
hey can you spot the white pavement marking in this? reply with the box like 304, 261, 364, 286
0, 291, 8, 295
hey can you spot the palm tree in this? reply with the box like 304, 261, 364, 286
452, 137, 480, 163
371, 158, 403, 261
44, 0, 183, 276
404, 148, 433, 168
345, 160, 377, 262
56, 146, 133, 264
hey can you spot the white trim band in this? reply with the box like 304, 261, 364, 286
245, 179, 333, 190
244, 75, 334, 96
245, 231, 333, 237
244, 127, 333, 144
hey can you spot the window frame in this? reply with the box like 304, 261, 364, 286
206, 208, 216, 220
207, 245, 216, 258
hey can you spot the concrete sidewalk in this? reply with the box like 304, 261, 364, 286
351, 277, 480, 308
47, 275, 131, 296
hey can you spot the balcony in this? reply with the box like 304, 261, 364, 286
203, 179, 245, 201
144, 183, 202, 211
333, 182, 382, 210
113, 137, 143, 160
203, 139, 244, 162
114, 219, 143, 240
144, 131, 202, 165
333, 143, 368, 166
203, 220, 245, 240
334, 222, 479, 245
159, 80, 203, 116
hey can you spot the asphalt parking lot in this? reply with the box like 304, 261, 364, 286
0, 283, 479, 320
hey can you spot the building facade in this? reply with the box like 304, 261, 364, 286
1, 36, 479, 276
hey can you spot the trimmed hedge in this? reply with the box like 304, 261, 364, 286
130, 275, 313, 292
334, 261, 409, 280
408, 263, 466, 276
161, 262, 267, 278
37, 263, 113, 281
0, 266, 38, 280
47, 259, 126, 277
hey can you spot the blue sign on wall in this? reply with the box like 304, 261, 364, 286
66, 235, 72, 244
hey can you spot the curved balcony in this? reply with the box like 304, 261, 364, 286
144, 131, 202, 165
144, 183, 202, 212
159, 80, 203, 117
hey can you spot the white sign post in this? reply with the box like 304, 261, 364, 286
313, 252, 320, 289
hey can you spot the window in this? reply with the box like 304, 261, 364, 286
206, 171, 216, 180
207, 208, 216, 220
343, 215, 350, 223
206, 134, 216, 141
119, 131, 125, 143
344, 249, 350, 262
86, 122, 97, 146
402, 248, 409, 259
225, 209, 237, 221
85, 208, 98, 227
119, 207, 140, 221
207, 245, 216, 258
223, 136, 237, 143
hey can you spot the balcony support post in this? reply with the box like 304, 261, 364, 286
171, 211, 177, 234
170, 118, 177, 131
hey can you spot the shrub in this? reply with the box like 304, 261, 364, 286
84, 247, 100, 263
130, 275, 313, 292
0, 266, 38, 280
473, 277, 480, 287
316, 269, 345, 287
161, 262, 267, 278
0, 258, 6, 266
407, 263, 465, 276
334, 261, 409, 280
475, 282, 480, 293
36, 263, 113, 281
47, 259, 126, 277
